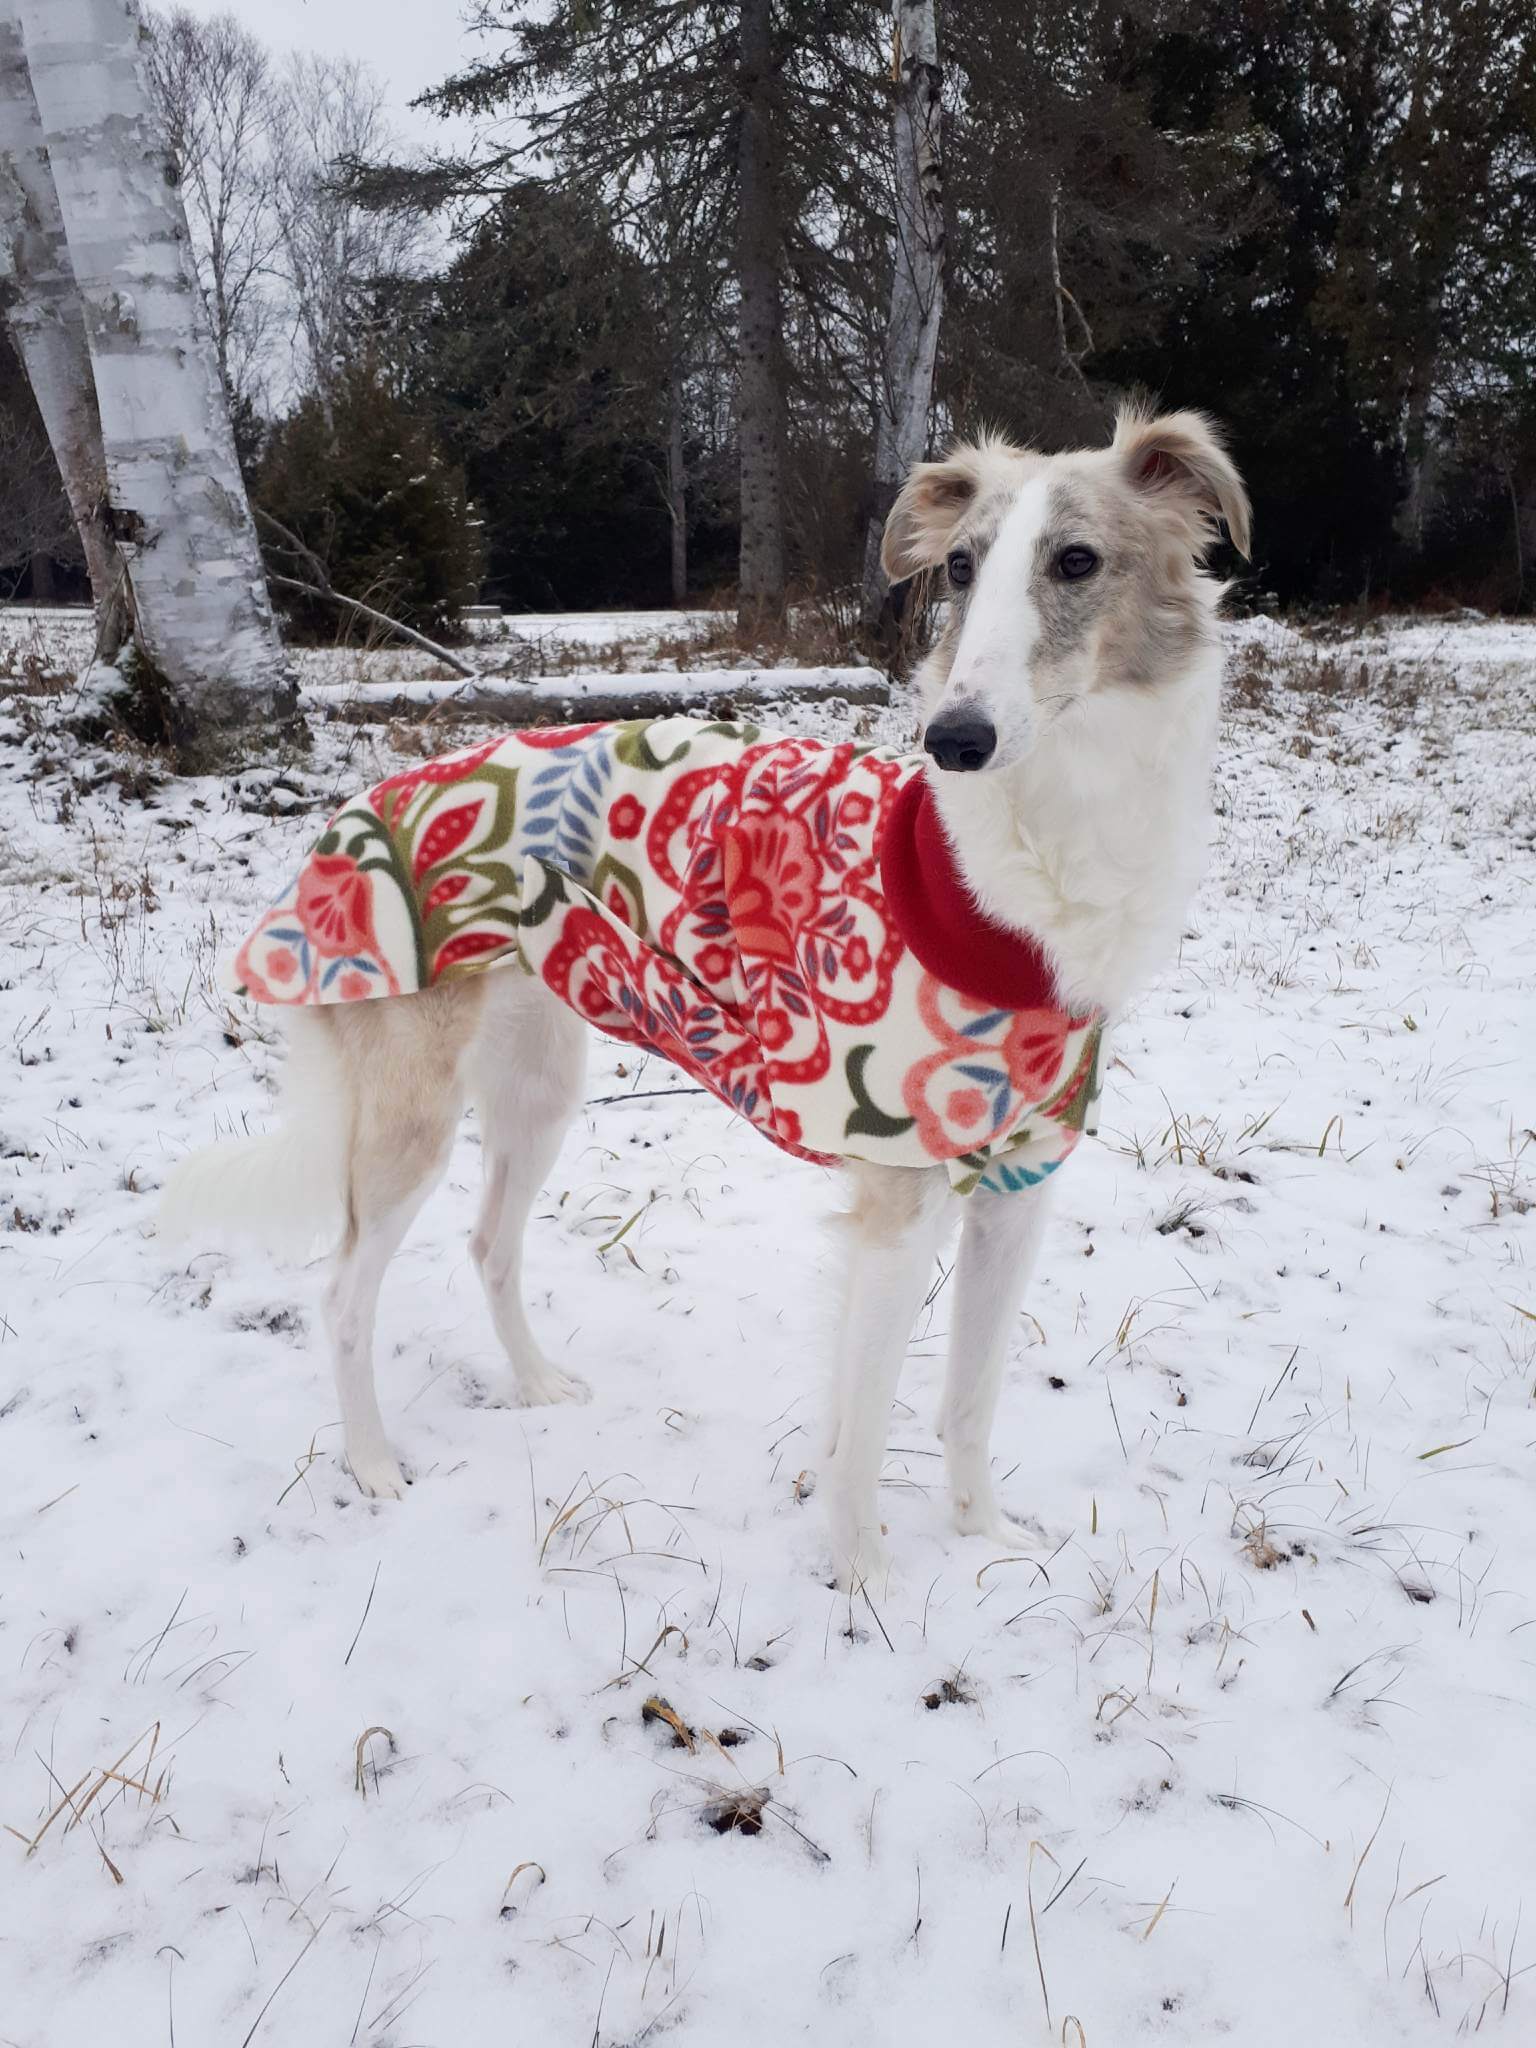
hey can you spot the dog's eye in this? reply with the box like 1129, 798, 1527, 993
945, 548, 973, 589
1056, 545, 1099, 581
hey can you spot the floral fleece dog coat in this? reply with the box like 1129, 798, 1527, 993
232, 717, 1104, 1196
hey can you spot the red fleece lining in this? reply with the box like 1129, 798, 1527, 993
878, 774, 1060, 1011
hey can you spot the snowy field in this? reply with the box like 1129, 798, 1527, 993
1, 615, 1533, 2045
0, 601, 742, 692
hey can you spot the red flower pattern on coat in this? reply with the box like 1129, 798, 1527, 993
411, 799, 484, 883
1002, 1008, 1076, 1098
294, 854, 375, 958
902, 974, 1072, 1159
423, 871, 471, 915
608, 793, 645, 839
368, 734, 504, 825
722, 817, 820, 964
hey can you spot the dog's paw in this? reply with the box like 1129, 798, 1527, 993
827, 1512, 893, 1594
832, 1544, 892, 1597
349, 1450, 408, 1501
514, 1363, 591, 1409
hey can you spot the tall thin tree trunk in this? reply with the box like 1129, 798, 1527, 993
0, 4, 127, 655
667, 349, 688, 610
17, 0, 292, 732
1048, 181, 1093, 391
860, 0, 944, 635
1398, 368, 1434, 553
736, 0, 785, 635
1506, 466, 1526, 612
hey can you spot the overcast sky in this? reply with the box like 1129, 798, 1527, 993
170, 0, 490, 153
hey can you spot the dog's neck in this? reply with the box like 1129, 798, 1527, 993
925, 644, 1222, 1018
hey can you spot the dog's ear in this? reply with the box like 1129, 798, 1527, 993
881, 449, 985, 581
1114, 407, 1251, 561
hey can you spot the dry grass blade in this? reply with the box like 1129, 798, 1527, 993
500, 1862, 546, 1914
537, 1469, 640, 1565
1139, 1882, 1176, 1941
353, 1726, 396, 1799
1344, 1788, 1392, 1921
343, 1561, 381, 1668
239, 1916, 330, 2048
12, 1771, 91, 1858
15, 1723, 166, 1864
975, 1553, 1050, 1589
641, 1695, 696, 1752
597, 1198, 654, 1255
1026, 1839, 1056, 2028
604, 1626, 689, 1692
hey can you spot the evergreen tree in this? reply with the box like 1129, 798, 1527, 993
382, 2, 891, 627
257, 357, 480, 639
422, 182, 684, 612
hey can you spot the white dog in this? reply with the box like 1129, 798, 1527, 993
162, 405, 1248, 1581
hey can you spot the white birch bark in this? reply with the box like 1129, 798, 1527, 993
860, 0, 944, 631
0, 2, 126, 652
16, 0, 291, 726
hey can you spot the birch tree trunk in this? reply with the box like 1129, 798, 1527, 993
736, 0, 786, 635
859, 0, 944, 634
0, 3, 126, 654
16, 0, 292, 732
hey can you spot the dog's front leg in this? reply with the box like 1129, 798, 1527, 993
825, 1163, 952, 1585
939, 1179, 1057, 1544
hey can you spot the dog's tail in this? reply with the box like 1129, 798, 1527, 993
159, 1010, 349, 1259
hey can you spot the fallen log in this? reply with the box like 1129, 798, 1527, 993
298, 665, 892, 726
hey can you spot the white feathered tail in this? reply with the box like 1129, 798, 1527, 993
159, 1011, 349, 1259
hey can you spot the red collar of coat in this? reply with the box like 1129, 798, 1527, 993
878, 772, 1062, 1012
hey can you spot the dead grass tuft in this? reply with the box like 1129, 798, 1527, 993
699, 1785, 770, 1838
922, 1675, 978, 1712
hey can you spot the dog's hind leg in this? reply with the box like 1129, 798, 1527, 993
938, 1179, 1056, 1544
824, 1162, 952, 1584
465, 972, 588, 1407
325, 982, 485, 1498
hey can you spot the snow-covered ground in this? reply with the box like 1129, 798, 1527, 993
1, 615, 1532, 2046
0, 601, 737, 692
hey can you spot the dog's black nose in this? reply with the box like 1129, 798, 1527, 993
923, 711, 997, 773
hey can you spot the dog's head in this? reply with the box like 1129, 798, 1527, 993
882, 408, 1250, 774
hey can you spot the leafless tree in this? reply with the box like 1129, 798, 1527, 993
269, 52, 422, 410
147, 7, 281, 409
